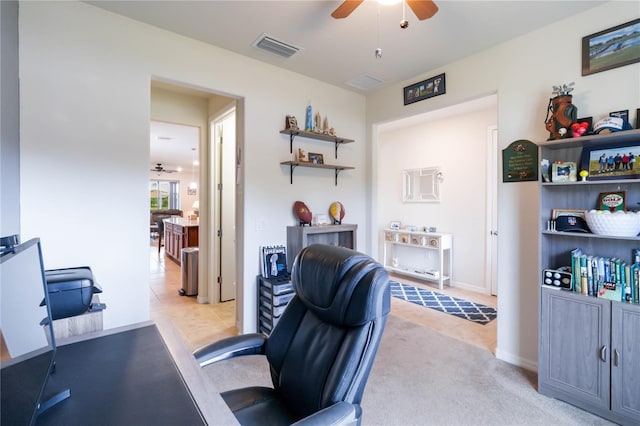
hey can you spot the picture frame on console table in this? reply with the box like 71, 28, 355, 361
580, 141, 640, 181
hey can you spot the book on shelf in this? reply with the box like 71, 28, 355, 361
563, 247, 640, 304
259, 245, 288, 279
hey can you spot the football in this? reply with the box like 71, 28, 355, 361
329, 201, 345, 224
293, 201, 312, 224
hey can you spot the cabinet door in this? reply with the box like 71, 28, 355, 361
611, 302, 640, 421
539, 288, 610, 411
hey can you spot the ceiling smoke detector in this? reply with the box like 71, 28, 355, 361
252, 33, 302, 58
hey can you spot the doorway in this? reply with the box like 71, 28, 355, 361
149, 80, 239, 308
211, 108, 236, 302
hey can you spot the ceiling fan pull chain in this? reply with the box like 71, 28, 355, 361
375, 2, 382, 59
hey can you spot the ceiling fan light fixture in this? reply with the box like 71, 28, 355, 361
378, 0, 401, 5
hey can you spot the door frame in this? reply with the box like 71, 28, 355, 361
486, 125, 499, 296
210, 107, 237, 302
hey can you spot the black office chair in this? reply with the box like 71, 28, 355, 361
194, 244, 390, 426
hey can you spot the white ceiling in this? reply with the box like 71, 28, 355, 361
149, 121, 199, 172
100, 0, 604, 167
88, 0, 604, 93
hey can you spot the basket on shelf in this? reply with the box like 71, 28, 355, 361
585, 210, 640, 237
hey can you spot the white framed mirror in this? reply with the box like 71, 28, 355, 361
402, 167, 443, 203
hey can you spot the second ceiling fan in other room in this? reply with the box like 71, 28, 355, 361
151, 163, 178, 174
331, 0, 438, 20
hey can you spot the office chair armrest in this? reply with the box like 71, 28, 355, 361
291, 402, 359, 426
193, 333, 267, 367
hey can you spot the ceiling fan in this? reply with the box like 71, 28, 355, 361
332, 0, 438, 21
151, 163, 178, 174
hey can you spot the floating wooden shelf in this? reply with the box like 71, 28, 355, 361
280, 161, 355, 185
280, 129, 354, 159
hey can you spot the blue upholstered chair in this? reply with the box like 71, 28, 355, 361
194, 244, 390, 425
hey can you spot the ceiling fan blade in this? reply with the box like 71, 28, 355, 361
407, 0, 438, 20
331, 0, 364, 19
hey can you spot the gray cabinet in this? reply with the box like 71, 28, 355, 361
611, 302, 640, 421
539, 288, 610, 411
539, 288, 640, 425
286, 224, 357, 271
538, 129, 640, 425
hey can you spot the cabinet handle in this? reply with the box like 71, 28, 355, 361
599, 346, 607, 362
613, 349, 619, 367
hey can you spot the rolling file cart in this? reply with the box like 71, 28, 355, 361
257, 276, 294, 336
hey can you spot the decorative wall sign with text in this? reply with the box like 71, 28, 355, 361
403, 73, 446, 105
502, 139, 538, 182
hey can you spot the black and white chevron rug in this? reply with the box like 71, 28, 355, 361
390, 281, 497, 325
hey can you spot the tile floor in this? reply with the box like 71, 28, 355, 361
149, 243, 497, 354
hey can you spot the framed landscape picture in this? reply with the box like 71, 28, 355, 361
582, 18, 640, 76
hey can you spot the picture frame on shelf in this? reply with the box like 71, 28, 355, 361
551, 161, 577, 182
580, 140, 640, 181
405, 225, 418, 232
389, 221, 401, 230
636, 108, 640, 129
552, 209, 587, 220
581, 18, 640, 76
610, 110, 629, 123
598, 191, 626, 212
308, 152, 324, 165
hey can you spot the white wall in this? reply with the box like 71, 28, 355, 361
367, 2, 640, 369
378, 103, 497, 292
0, 1, 20, 238
18, 2, 366, 331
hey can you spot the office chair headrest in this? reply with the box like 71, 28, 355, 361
291, 244, 390, 327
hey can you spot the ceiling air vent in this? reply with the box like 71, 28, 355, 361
253, 33, 302, 58
346, 74, 384, 91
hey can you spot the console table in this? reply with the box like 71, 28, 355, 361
382, 229, 452, 290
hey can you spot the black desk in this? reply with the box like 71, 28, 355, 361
36, 324, 203, 425
4, 321, 238, 425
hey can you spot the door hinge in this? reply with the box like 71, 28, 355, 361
217, 276, 221, 284
217, 229, 222, 237
218, 183, 222, 191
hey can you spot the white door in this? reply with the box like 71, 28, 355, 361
487, 126, 499, 295
213, 109, 236, 302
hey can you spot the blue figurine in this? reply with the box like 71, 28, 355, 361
305, 104, 312, 132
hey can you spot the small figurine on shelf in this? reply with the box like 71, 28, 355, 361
285, 115, 298, 130
579, 170, 589, 182
545, 82, 577, 140
322, 116, 330, 135
296, 148, 308, 162
313, 111, 322, 133
305, 104, 313, 132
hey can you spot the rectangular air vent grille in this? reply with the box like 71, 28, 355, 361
346, 74, 384, 90
253, 34, 301, 58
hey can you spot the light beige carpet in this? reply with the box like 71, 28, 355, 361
201, 315, 613, 425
